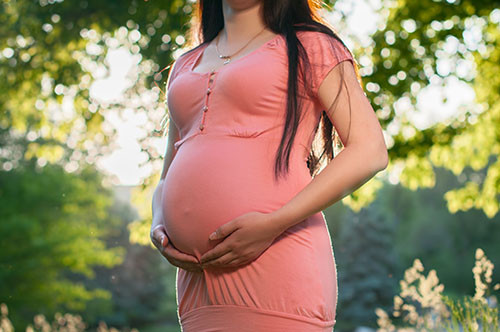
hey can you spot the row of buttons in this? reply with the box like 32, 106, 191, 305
199, 69, 217, 131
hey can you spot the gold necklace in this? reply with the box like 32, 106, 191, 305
215, 27, 268, 65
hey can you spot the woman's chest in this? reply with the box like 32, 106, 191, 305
166, 47, 313, 129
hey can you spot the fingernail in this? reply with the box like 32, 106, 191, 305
209, 232, 216, 240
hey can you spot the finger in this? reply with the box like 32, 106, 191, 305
226, 254, 252, 268
174, 262, 203, 273
202, 251, 235, 267
154, 234, 168, 251
163, 254, 203, 273
200, 244, 233, 263
163, 243, 200, 264
225, 256, 242, 266
151, 236, 162, 250
209, 219, 241, 241
160, 233, 169, 248
158, 239, 203, 272
152, 227, 168, 247
153, 233, 166, 249
175, 261, 203, 273
176, 261, 203, 273
152, 225, 166, 238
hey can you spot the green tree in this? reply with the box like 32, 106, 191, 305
0, 0, 189, 168
1, 2, 498, 316
335, 203, 399, 330
364, 0, 500, 218
0, 159, 124, 328
379, 166, 500, 296
0, 1, 191, 326
82, 197, 179, 328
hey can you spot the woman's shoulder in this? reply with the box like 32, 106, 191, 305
296, 29, 350, 55
172, 44, 203, 70
166, 43, 206, 85
295, 29, 354, 71
294, 29, 355, 98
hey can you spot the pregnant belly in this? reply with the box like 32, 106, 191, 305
161, 134, 311, 258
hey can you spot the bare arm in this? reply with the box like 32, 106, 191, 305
151, 116, 180, 230
268, 60, 389, 234
151, 58, 180, 231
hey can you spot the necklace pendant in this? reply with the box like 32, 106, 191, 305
219, 54, 231, 65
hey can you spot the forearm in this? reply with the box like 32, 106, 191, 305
152, 119, 178, 230
269, 144, 388, 235
151, 179, 166, 230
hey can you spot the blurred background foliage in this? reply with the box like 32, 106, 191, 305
0, 0, 498, 331
364, 0, 500, 218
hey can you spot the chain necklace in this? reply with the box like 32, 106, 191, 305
215, 27, 268, 65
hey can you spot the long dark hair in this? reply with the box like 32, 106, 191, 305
158, 0, 362, 181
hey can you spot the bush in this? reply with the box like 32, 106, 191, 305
376, 248, 500, 331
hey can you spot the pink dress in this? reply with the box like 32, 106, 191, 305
162, 30, 354, 331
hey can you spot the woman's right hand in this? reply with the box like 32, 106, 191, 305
150, 224, 203, 273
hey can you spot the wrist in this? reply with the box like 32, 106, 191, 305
268, 207, 297, 237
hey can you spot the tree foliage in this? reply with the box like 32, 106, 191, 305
1, 0, 497, 259
0, 160, 124, 327
364, 0, 500, 218
335, 203, 399, 330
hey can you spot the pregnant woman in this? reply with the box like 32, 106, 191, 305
150, 0, 388, 331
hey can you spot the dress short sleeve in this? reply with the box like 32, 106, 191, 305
298, 30, 355, 100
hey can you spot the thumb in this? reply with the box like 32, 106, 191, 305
208, 229, 220, 240
160, 233, 169, 247
209, 219, 239, 240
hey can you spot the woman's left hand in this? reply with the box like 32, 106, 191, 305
200, 211, 283, 269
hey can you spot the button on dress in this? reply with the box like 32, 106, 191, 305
162, 30, 354, 331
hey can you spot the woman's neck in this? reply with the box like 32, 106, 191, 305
220, 0, 270, 45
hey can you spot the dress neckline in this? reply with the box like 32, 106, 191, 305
189, 33, 282, 75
